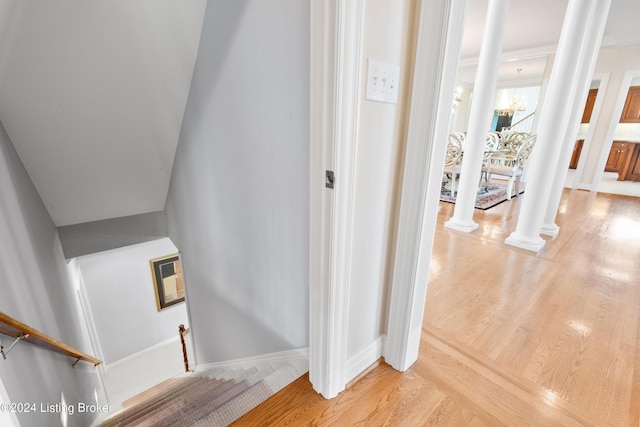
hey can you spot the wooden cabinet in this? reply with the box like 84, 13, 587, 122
622, 144, 640, 182
620, 86, 640, 123
605, 141, 640, 181
605, 141, 633, 174
569, 140, 583, 169
581, 89, 598, 123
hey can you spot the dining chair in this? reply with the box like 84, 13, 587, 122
500, 131, 531, 155
482, 134, 537, 199
450, 131, 466, 149
479, 132, 502, 186
443, 132, 464, 196
483, 132, 501, 161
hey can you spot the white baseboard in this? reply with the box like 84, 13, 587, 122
345, 335, 386, 384
105, 335, 181, 372
194, 347, 309, 373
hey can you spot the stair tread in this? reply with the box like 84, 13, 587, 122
192, 381, 274, 427
102, 362, 305, 427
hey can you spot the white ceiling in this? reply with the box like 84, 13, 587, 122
0, 1, 638, 227
457, 0, 640, 86
0, 0, 207, 226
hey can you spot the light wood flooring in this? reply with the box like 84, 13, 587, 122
234, 188, 640, 426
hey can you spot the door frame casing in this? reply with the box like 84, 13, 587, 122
571, 72, 610, 189
308, 0, 364, 399
384, 0, 467, 370
309, 0, 467, 394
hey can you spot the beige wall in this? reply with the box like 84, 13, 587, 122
347, 0, 418, 359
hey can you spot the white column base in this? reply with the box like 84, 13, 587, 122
444, 218, 479, 233
540, 223, 560, 237
505, 232, 546, 252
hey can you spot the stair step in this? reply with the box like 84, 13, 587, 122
246, 365, 275, 385
192, 381, 274, 427
127, 380, 252, 427
263, 365, 303, 394
103, 377, 225, 427
122, 377, 181, 408
102, 361, 306, 427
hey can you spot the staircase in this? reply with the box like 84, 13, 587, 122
503, 110, 536, 133
101, 362, 305, 426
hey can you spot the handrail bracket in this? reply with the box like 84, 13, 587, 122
1, 333, 29, 360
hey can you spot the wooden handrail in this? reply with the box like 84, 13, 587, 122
504, 110, 536, 132
0, 312, 101, 367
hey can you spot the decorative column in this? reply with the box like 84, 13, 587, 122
540, 0, 611, 237
505, 0, 598, 251
444, 0, 510, 233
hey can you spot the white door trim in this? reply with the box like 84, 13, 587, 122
385, 0, 467, 371
572, 72, 610, 190
309, 0, 364, 399
592, 69, 640, 192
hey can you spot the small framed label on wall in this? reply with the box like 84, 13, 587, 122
150, 254, 185, 311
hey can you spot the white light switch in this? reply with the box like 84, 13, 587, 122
366, 59, 400, 104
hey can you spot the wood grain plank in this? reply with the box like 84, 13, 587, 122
238, 190, 640, 426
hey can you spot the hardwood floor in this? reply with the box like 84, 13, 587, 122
234, 189, 640, 426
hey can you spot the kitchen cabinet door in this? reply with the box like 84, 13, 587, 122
624, 144, 640, 182
605, 142, 631, 173
620, 86, 640, 123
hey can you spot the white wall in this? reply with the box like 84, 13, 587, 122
452, 86, 472, 132
346, 0, 417, 363
0, 377, 19, 427
165, 0, 309, 363
613, 122, 640, 141
76, 238, 188, 364
0, 121, 103, 427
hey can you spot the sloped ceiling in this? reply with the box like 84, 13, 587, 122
0, 0, 206, 226
0, 0, 638, 227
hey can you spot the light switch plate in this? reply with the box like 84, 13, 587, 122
366, 59, 400, 104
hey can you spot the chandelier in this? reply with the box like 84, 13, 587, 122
497, 68, 527, 117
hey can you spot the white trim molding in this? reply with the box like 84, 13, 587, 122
309, 0, 364, 399
572, 72, 610, 191
593, 69, 640, 192
345, 336, 386, 384
105, 335, 181, 371
385, 0, 467, 371
195, 348, 309, 373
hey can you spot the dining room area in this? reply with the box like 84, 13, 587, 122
441, 130, 537, 210
436, 0, 640, 253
